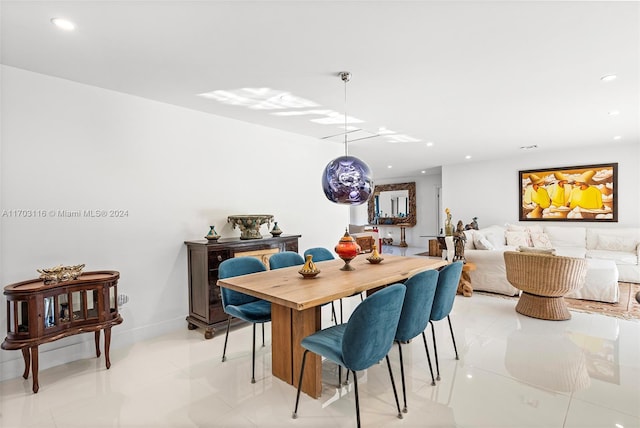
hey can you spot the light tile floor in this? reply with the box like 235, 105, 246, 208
1, 255, 639, 427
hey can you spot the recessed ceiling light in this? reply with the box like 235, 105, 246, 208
613, 136, 622, 140
608, 110, 620, 116
465, 155, 472, 160
600, 74, 617, 82
51, 18, 75, 31
426, 142, 434, 147
387, 165, 393, 169
421, 170, 426, 174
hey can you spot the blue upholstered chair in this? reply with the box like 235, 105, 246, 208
430, 261, 464, 381
292, 284, 407, 428
218, 257, 271, 384
303, 247, 334, 262
268, 251, 305, 270
394, 269, 439, 413
303, 247, 340, 322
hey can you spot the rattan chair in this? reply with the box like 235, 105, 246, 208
503, 251, 587, 321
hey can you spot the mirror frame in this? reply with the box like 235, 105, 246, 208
368, 182, 417, 226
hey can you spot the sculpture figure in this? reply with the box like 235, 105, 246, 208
453, 221, 467, 263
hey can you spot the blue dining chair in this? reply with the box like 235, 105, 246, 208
268, 251, 305, 270
292, 283, 407, 428
394, 269, 439, 413
218, 257, 271, 384
304, 247, 363, 324
430, 261, 464, 381
303, 247, 340, 323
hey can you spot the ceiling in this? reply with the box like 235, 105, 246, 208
2, 1, 638, 180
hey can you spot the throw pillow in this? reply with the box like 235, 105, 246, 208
463, 230, 475, 249
506, 231, 531, 247
517, 246, 556, 255
530, 232, 553, 248
473, 232, 495, 250
596, 235, 638, 252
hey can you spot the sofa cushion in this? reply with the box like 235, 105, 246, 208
554, 246, 587, 258
595, 234, 638, 252
544, 226, 586, 248
587, 249, 638, 265
586, 227, 640, 251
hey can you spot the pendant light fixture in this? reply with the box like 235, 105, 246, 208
322, 72, 374, 205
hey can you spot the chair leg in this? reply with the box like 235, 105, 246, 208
340, 299, 344, 324
331, 302, 338, 325
292, 350, 309, 419
396, 342, 408, 413
353, 370, 361, 428
251, 323, 256, 384
447, 315, 459, 360
262, 323, 265, 347
222, 317, 232, 362
421, 331, 436, 386
430, 321, 440, 381
385, 355, 403, 419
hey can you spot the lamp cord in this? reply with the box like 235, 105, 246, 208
344, 75, 348, 157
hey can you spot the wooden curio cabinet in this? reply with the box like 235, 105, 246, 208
184, 234, 300, 339
2, 271, 123, 393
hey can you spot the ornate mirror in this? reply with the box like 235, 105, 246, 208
368, 182, 417, 226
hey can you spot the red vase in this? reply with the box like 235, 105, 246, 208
335, 230, 361, 271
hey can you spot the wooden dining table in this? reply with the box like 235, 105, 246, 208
217, 254, 447, 398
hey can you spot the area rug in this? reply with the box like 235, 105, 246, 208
476, 282, 640, 321
564, 282, 640, 320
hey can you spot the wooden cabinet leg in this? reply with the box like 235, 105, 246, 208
21, 348, 30, 379
31, 346, 39, 393
104, 328, 112, 369
95, 330, 101, 358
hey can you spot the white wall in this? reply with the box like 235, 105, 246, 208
351, 173, 442, 249
0, 66, 349, 380
441, 143, 640, 229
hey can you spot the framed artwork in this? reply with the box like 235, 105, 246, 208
519, 163, 617, 222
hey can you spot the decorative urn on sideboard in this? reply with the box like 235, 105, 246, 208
335, 229, 361, 271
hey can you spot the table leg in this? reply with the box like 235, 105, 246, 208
104, 327, 112, 369
21, 348, 30, 379
30, 346, 39, 393
95, 330, 101, 358
271, 304, 322, 398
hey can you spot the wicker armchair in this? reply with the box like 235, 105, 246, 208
503, 251, 587, 320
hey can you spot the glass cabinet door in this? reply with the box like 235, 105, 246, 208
7, 300, 29, 334
71, 291, 83, 321
44, 296, 55, 328
57, 293, 70, 323
87, 289, 99, 319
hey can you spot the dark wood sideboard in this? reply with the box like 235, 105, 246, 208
2, 271, 122, 393
184, 234, 300, 339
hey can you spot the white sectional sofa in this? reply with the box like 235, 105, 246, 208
445, 224, 640, 303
